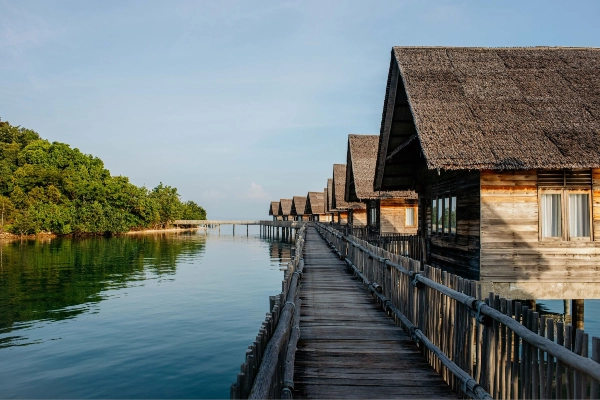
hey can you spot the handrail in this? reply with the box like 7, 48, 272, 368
316, 222, 600, 399
230, 222, 307, 399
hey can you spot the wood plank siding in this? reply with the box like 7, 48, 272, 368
480, 169, 600, 299
338, 211, 348, 225
423, 170, 480, 280
380, 198, 418, 234
351, 209, 367, 227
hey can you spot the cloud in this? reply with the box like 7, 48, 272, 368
245, 183, 271, 200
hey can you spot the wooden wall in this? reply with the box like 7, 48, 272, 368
314, 214, 331, 222
379, 198, 418, 234
422, 170, 481, 280
339, 211, 348, 224
352, 209, 367, 227
479, 169, 600, 298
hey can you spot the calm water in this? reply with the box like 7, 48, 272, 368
1, 229, 599, 399
0, 226, 292, 399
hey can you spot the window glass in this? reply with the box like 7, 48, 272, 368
569, 193, 590, 237
443, 198, 450, 234
431, 199, 437, 233
405, 208, 415, 227
541, 193, 562, 237
437, 198, 443, 233
370, 208, 377, 226
450, 196, 457, 235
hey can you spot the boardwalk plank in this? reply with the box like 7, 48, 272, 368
293, 227, 457, 399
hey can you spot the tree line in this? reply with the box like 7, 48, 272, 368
0, 120, 206, 235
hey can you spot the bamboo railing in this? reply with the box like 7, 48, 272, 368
329, 224, 423, 261
316, 223, 600, 400
230, 223, 307, 399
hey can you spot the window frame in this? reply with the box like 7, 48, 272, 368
538, 189, 593, 241
430, 194, 456, 237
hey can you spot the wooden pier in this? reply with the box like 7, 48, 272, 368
294, 226, 456, 398
231, 221, 600, 400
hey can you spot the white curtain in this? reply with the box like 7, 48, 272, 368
405, 208, 414, 226
541, 194, 561, 237
569, 194, 590, 237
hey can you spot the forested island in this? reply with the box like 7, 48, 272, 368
0, 120, 206, 236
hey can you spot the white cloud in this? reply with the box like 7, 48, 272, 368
245, 183, 271, 200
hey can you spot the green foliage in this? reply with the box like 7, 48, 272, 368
0, 120, 206, 235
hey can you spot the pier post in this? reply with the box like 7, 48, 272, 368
572, 299, 584, 330
247, 225, 249, 236
233, 224, 235, 236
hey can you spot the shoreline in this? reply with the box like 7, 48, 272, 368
0, 226, 206, 242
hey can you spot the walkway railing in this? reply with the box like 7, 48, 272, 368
329, 224, 423, 261
230, 223, 307, 399
316, 223, 600, 400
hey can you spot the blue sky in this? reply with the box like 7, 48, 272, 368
1, 1, 599, 219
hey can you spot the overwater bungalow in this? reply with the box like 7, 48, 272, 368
305, 191, 329, 222
332, 164, 365, 225
373, 46, 600, 299
278, 199, 293, 222
345, 134, 418, 234
269, 201, 282, 221
291, 196, 308, 221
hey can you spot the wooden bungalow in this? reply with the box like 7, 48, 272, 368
345, 134, 418, 233
332, 164, 365, 225
305, 191, 329, 222
373, 46, 600, 299
278, 199, 293, 222
291, 196, 308, 221
269, 201, 282, 221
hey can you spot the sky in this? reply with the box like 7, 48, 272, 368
1, 1, 599, 219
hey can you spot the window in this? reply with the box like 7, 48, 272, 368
431, 195, 457, 236
369, 208, 377, 226
538, 169, 592, 241
443, 198, 450, 234
569, 193, 590, 237
437, 198, 443, 233
405, 208, 415, 227
450, 196, 457, 235
431, 199, 437, 233
541, 193, 561, 237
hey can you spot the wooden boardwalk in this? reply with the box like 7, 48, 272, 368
294, 227, 457, 399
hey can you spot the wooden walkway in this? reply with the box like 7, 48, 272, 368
294, 227, 457, 399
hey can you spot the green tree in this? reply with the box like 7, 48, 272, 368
0, 120, 206, 235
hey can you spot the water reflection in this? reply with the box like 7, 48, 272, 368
0, 233, 205, 337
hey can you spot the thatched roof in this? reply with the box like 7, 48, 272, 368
269, 201, 279, 216
305, 192, 326, 214
278, 199, 293, 216
375, 47, 600, 189
332, 164, 365, 210
327, 178, 334, 212
291, 196, 307, 216
346, 134, 417, 201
